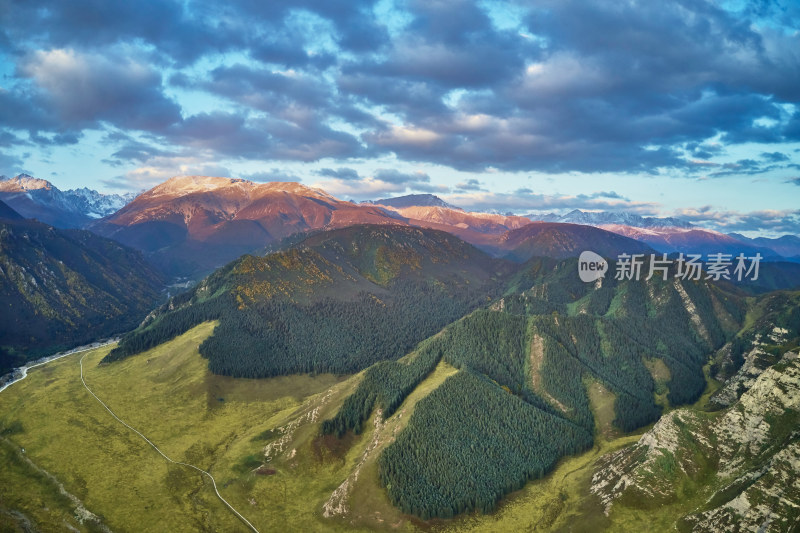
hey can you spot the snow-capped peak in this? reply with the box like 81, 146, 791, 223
526, 209, 694, 230
0, 173, 138, 224
0, 174, 55, 192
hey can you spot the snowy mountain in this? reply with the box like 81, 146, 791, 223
0, 174, 136, 228
66, 187, 138, 219
527, 208, 693, 229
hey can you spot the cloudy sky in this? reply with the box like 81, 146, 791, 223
1, 0, 799, 235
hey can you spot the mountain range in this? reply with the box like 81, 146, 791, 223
87, 176, 616, 277
3, 173, 800, 278
0, 174, 136, 228
88, 176, 409, 277
730, 232, 800, 260
529, 208, 695, 229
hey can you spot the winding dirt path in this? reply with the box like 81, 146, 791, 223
79, 352, 260, 533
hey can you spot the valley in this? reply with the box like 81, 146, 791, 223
2, 251, 797, 531
0, 322, 648, 533
1, 178, 799, 532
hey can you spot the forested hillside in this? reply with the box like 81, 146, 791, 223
316, 255, 747, 519
0, 218, 165, 373
103, 225, 512, 376
96, 224, 759, 521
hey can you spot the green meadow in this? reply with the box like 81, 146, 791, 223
0, 321, 704, 532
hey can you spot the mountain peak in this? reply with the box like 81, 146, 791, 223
0, 174, 136, 228
0, 173, 54, 192
366, 193, 459, 210
147, 175, 250, 196
146, 175, 337, 202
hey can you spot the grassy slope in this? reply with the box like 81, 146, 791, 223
0, 318, 732, 533
0, 322, 363, 533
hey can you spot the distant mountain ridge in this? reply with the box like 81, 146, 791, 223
5, 174, 799, 276
598, 224, 782, 259
92, 176, 666, 277
0, 174, 135, 228
366, 193, 459, 210
90, 176, 406, 277
729, 233, 800, 259
528, 208, 694, 229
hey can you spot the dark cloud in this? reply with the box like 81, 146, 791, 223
587, 191, 627, 200
455, 178, 484, 191
200, 64, 331, 112
355, 0, 532, 89
761, 151, 790, 163
0, 151, 24, 176
0, 0, 213, 63
201, 0, 390, 54
0, 88, 61, 133
353, 0, 800, 172
1, 0, 798, 177
16, 49, 181, 132
314, 168, 362, 181
163, 110, 368, 162
703, 156, 799, 178
0, 0, 386, 66
100, 133, 176, 166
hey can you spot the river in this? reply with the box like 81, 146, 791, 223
0, 339, 118, 394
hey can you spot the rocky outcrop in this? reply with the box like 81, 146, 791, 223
681, 438, 800, 532
591, 409, 716, 513
710, 327, 792, 409
591, 356, 800, 531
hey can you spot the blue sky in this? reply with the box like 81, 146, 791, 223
0, 0, 799, 235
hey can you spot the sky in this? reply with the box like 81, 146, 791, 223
0, 0, 799, 235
